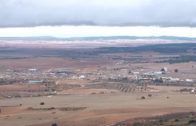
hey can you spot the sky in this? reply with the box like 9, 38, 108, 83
0, 0, 196, 38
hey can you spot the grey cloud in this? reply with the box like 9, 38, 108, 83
0, 0, 196, 27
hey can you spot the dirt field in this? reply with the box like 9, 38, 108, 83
0, 86, 196, 126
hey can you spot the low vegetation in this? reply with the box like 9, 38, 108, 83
114, 112, 196, 126
27, 106, 87, 111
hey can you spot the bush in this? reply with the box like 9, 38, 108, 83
51, 123, 58, 126
40, 102, 45, 105
188, 119, 196, 124
91, 92, 96, 95
174, 69, 179, 73
99, 91, 105, 94
141, 96, 145, 99
148, 94, 152, 97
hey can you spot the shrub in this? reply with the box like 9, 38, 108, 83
188, 119, 196, 124
99, 91, 105, 94
91, 92, 96, 95
51, 123, 58, 126
40, 102, 45, 105
174, 69, 179, 73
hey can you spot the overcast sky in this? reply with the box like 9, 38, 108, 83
1, 0, 196, 27
0, 0, 196, 37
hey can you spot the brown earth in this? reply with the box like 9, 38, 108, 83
0, 86, 196, 126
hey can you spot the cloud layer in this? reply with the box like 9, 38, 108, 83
0, 0, 196, 27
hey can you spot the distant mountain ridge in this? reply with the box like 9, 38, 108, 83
0, 36, 196, 41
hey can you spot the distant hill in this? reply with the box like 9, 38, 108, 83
0, 36, 196, 41
67, 36, 196, 41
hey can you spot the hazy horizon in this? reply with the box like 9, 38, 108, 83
1, 26, 196, 38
